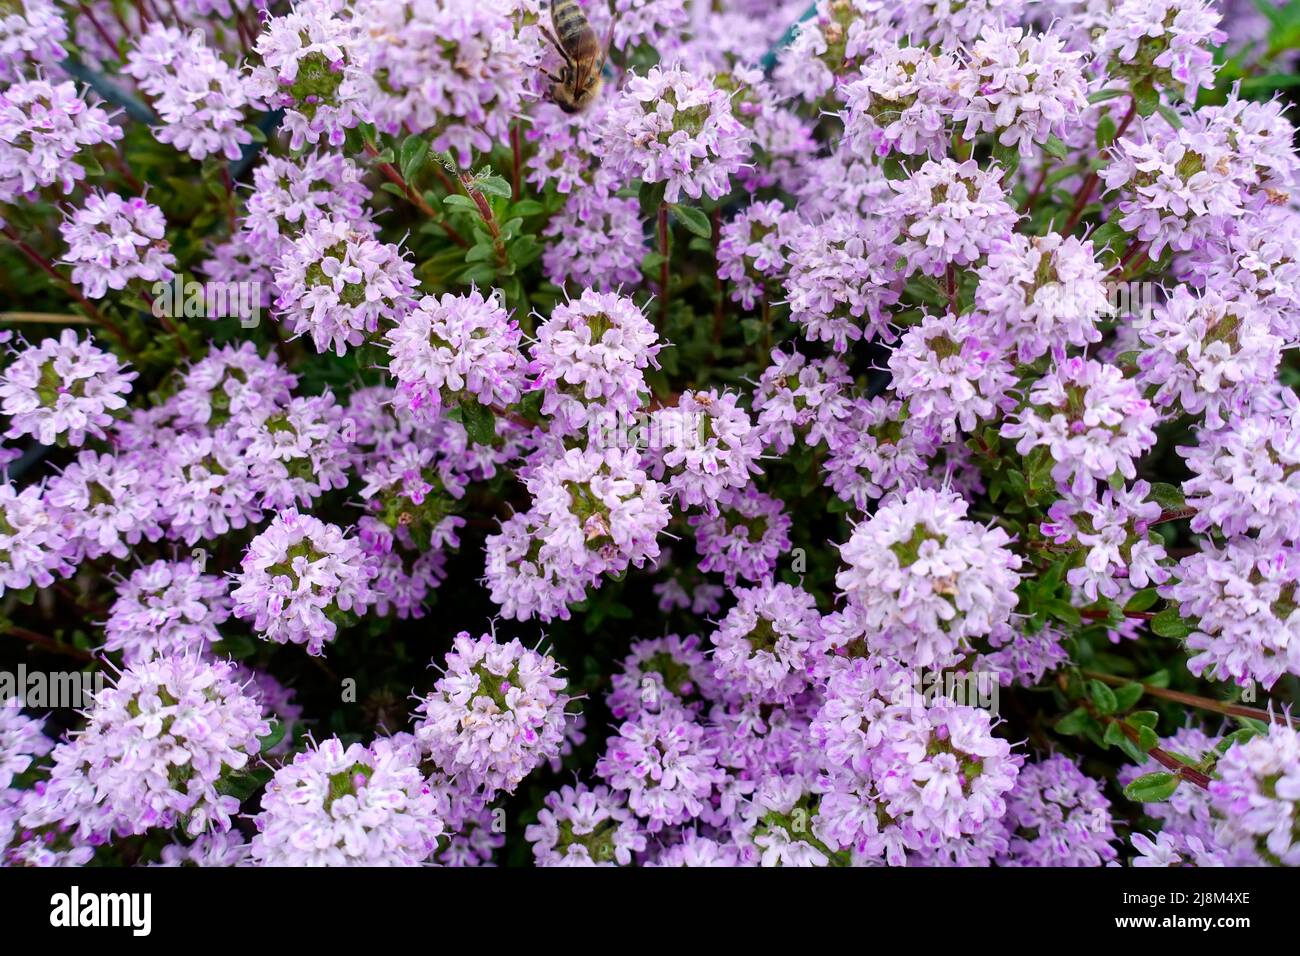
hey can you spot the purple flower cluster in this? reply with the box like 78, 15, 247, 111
414, 631, 570, 796
0, 330, 134, 447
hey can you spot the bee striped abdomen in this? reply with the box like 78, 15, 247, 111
552, 0, 597, 53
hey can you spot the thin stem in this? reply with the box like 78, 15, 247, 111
1083, 670, 1297, 729
1115, 719, 1213, 789
266, 310, 294, 367
657, 202, 670, 330
77, 1, 119, 54
428, 161, 459, 197
945, 263, 958, 315
102, 147, 144, 192
1109, 239, 1149, 279
1150, 506, 1196, 526
3, 625, 96, 663
1060, 98, 1136, 236
233, 5, 252, 52
142, 288, 191, 358
510, 121, 523, 201
1019, 166, 1048, 216
55, 582, 109, 619
458, 171, 509, 269
363, 142, 470, 248
711, 207, 724, 345
1, 224, 135, 355
1061, 674, 1212, 790
0, 312, 95, 324
106, 1, 133, 43
220, 166, 238, 236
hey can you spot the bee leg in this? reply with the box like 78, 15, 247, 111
539, 24, 574, 67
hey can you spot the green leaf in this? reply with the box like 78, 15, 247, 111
1142, 669, 1170, 689
475, 174, 513, 200
443, 194, 480, 213
399, 135, 429, 183
258, 719, 287, 754
465, 242, 496, 264
1151, 607, 1195, 639
990, 140, 1020, 178
1132, 81, 1160, 118
1103, 720, 1127, 748
1239, 72, 1300, 93
217, 765, 273, 803
1043, 598, 1082, 628
1233, 716, 1269, 735
1113, 682, 1145, 712
1116, 738, 1146, 763
669, 204, 712, 240
1216, 727, 1264, 753
1138, 725, 1160, 753
642, 251, 668, 277
1147, 482, 1187, 510
1088, 88, 1128, 104
1043, 134, 1069, 160
1089, 221, 1127, 253
1127, 710, 1160, 729
636, 179, 668, 218
1089, 679, 1119, 715
827, 495, 854, 514
1095, 114, 1118, 149
1156, 104, 1184, 129
1124, 772, 1181, 803
460, 263, 497, 285
1055, 707, 1092, 736
459, 397, 496, 446
510, 199, 546, 218
1124, 588, 1160, 613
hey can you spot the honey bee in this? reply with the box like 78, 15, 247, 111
541, 0, 608, 114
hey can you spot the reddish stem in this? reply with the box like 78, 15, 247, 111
76, 2, 120, 56
1060, 98, 1137, 236
3, 625, 96, 663
1, 224, 134, 354
458, 173, 508, 269
1084, 670, 1297, 729
1019, 166, 1049, 217
363, 143, 470, 248
657, 202, 670, 329
1116, 720, 1213, 789
510, 121, 523, 201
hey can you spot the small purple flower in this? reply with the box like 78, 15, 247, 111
386, 287, 526, 416
414, 630, 571, 796
59, 192, 176, 300
231, 508, 377, 656
104, 559, 232, 664
601, 64, 752, 204
0, 330, 135, 447
250, 733, 443, 866
525, 783, 646, 867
